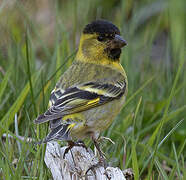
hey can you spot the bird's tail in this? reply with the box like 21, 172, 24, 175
35, 116, 75, 143
35, 118, 74, 144
42, 122, 74, 143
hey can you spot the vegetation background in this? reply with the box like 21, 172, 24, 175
0, 0, 185, 179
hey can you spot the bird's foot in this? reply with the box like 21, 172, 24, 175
92, 138, 107, 159
98, 155, 107, 168
85, 155, 107, 175
63, 140, 88, 159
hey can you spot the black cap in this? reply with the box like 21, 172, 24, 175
83, 19, 120, 35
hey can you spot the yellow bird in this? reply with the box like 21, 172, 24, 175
35, 19, 128, 159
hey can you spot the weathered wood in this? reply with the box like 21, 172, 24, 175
45, 142, 133, 180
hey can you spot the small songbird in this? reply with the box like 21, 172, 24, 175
35, 19, 128, 159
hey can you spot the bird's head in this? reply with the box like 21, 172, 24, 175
76, 20, 127, 63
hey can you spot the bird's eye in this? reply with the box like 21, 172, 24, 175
97, 35, 105, 42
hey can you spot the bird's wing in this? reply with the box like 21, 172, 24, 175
34, 79, 127, 124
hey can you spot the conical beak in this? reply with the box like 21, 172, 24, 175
110, 34, 127, 49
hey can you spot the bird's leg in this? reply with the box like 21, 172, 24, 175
85, 137, 108, 176
76, 140, 88, 151
93, 138, 107, 167
63, 141, 74, 159
63, 140, 88, 159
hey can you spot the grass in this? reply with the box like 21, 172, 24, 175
0, 0, 185, 179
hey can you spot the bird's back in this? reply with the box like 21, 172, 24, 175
56, 60, 127, 91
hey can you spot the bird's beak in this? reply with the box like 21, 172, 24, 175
110, 34, 127, 49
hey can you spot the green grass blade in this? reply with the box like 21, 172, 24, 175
131, 139, 139, 180
0, 67, 12, 103
147, 54, 185, 178
172, 142, 182, 179
131, 97, 142, 179
140, 119, 184, 176
25, 30, 37, 117
169, 138, 186, 179
124, 76, 155, 108
155, 158, 168, 180
0, 71, 40, 136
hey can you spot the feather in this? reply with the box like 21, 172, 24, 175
34, 80, 126, 124
43, 123, 72, 143
35, 81, 126, 124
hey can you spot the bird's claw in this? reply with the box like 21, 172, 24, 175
63, 140, 88, 159
99, 136, 115, 145
85, 156, 107, 175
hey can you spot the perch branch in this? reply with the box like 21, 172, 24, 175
45, 141, 134, 180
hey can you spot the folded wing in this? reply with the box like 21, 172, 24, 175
34, 79, 126, 124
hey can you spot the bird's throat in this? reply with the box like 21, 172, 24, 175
104, 48, 121, 60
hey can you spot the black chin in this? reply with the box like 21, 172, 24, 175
106, 48, 121, 60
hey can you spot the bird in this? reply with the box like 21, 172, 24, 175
34, 19, 128, 161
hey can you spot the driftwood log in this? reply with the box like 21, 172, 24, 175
45, 142, 134, 180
